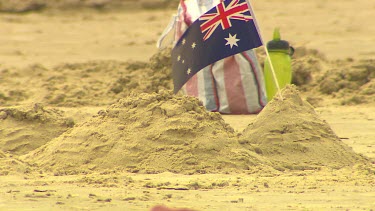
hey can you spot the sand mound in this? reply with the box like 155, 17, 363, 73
45, 48, 172, 107
290, 48, 374, 105
0, 103, 73, 155
0, 49, 172, 107
291, 46, 327, 88
325, 59, 375, 105
23, 91, 268, 175
240, 85, 367, 170
42, 60, 140, 107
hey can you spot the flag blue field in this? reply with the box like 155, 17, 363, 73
172, 0, 263, 93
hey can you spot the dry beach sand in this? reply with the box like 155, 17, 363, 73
0, 0, 375, 210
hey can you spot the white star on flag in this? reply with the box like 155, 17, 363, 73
192, 42, 196, 49
187, 68, 191, 75
225, 33, 240, 49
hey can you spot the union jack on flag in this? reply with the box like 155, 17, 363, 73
199, 0, 253, 41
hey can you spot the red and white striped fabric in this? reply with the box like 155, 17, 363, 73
170, 0, 268, 114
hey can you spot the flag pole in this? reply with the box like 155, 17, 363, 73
245, 0, 283, 100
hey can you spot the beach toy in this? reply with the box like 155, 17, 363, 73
264, 28, 294, 100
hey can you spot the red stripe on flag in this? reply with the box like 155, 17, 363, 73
223, 56, 248, 113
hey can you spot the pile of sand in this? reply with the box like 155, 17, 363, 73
0, 103, 73, 155
0, 48, 172, 107
318, 59, 374, 105
22, 91, 268, 175
290, 47, 374, 106
240, 85, 367, 171
41, 60, 142, 107
291, 47, 327, 88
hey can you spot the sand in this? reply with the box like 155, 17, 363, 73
0, 0, 374, 210
0, 104, 73, 155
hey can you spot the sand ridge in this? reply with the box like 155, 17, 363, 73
0, 48, 172, 107
0, 103, 74, 156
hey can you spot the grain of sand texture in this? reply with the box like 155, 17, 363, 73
0, 0, 374, 210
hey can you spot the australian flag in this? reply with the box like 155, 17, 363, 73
172, 0, 263, 93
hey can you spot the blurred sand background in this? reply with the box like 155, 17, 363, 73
0, 0, 374, 210
0, 0, 374, 67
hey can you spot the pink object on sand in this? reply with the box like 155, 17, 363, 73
150, 205, 196, 211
